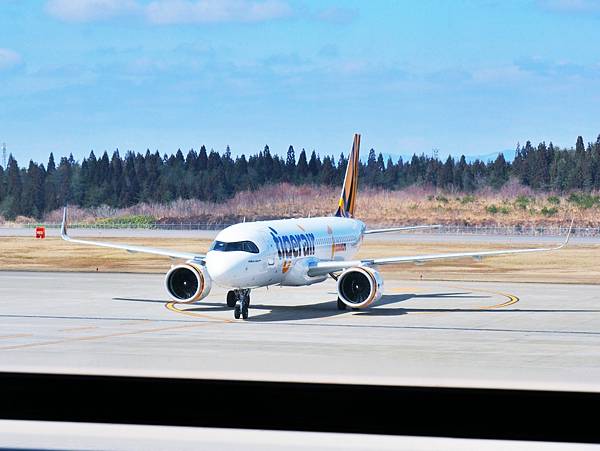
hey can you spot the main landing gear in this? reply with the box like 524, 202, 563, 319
337, 297, 359, 311
228, 289, 251, 320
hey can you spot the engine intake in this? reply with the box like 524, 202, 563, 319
165, 262, 211, 303
337, 267, 383, 308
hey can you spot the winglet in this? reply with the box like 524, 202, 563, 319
61, 206, 70, 241
558, 217, 574, 249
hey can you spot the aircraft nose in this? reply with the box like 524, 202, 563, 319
205, 252, 246, 285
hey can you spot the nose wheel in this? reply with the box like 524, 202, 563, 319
232, 289, 250, 320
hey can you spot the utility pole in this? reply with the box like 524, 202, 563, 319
1, 143, 6, 168
432, 148, 439, 161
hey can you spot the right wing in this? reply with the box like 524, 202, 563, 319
60, 208, 203, 261
308, 220, 573, 277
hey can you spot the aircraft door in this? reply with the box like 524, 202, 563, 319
263, 236, 279, 284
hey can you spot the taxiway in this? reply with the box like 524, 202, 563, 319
0, 271, 599, 391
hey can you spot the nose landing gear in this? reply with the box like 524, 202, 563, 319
230, 289, 251, 320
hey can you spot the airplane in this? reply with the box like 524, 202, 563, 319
61, 134, 572, 320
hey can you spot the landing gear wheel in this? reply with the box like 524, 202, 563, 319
337, 297, 347, 310
233, 289, 251, 320
226, 291, 236, 308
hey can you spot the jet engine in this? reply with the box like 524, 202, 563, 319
165, 262, 212, 303
337, 267, 383, 308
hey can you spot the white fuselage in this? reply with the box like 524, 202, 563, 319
205, 216, 366, 289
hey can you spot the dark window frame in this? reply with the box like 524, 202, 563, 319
209, 240, 259, 254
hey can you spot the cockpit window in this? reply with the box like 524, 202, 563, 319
209, 240, 259, 254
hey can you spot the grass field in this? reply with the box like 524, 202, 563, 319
1, 236, 598, 284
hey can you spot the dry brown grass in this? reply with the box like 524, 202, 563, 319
1, 236, 598, 284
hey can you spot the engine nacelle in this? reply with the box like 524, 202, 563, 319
165, 262, 212, 303
337, 267, 383, 309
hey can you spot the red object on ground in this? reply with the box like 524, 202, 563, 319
35, 226, 45, 239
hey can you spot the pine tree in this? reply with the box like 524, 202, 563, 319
4, 155, 22, 219
234, 154, 249, 190
47, 153, 56, 175
185, 149, 198, 171
271, 155, 284, 182
373, 153, 385, 186
462, 165, 476, 192
308, 150, 320, 178
110, 150, 123, 205
297, 149, 308, 180
383, 156, 397, 187
336, 152, 347, 185
0, 165, 5, 204
576, 136, 585, 153
454, 155, 467, 190
285, 145, 296, 181
122, 152, 140, 206
224, 146, 232, 162
593, 135, 600, 189
262, 145, 273, 178
198, 145, 208, 171
320, 156, 336, 185
489, 153, 509, 189
56, 156, 73, 207
439, 156, 454, 188
98, 151, 110, 185
207, 149, 222, 171
21, 161, 46, 218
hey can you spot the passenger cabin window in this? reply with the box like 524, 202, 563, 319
210, 240, 259, 254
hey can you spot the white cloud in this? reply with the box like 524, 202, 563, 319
46, 0, 139, 22
537, 0, 600, 12
0, 48, 21, 70
471, 64, 531, 84
145, 0, 292, 24
315, 7, 357, 24
45, 0, 291, 24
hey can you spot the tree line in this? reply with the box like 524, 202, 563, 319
0, 134, 599, 220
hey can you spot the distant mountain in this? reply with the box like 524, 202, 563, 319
465, 150, 516, 163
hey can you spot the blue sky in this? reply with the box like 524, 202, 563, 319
1, 0, 600, 165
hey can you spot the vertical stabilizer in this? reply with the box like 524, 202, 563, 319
335, 134, 360, 217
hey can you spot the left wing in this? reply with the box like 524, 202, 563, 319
60, 207, 203, 261
308, 220, 573, 277
364, 225, 441, 234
